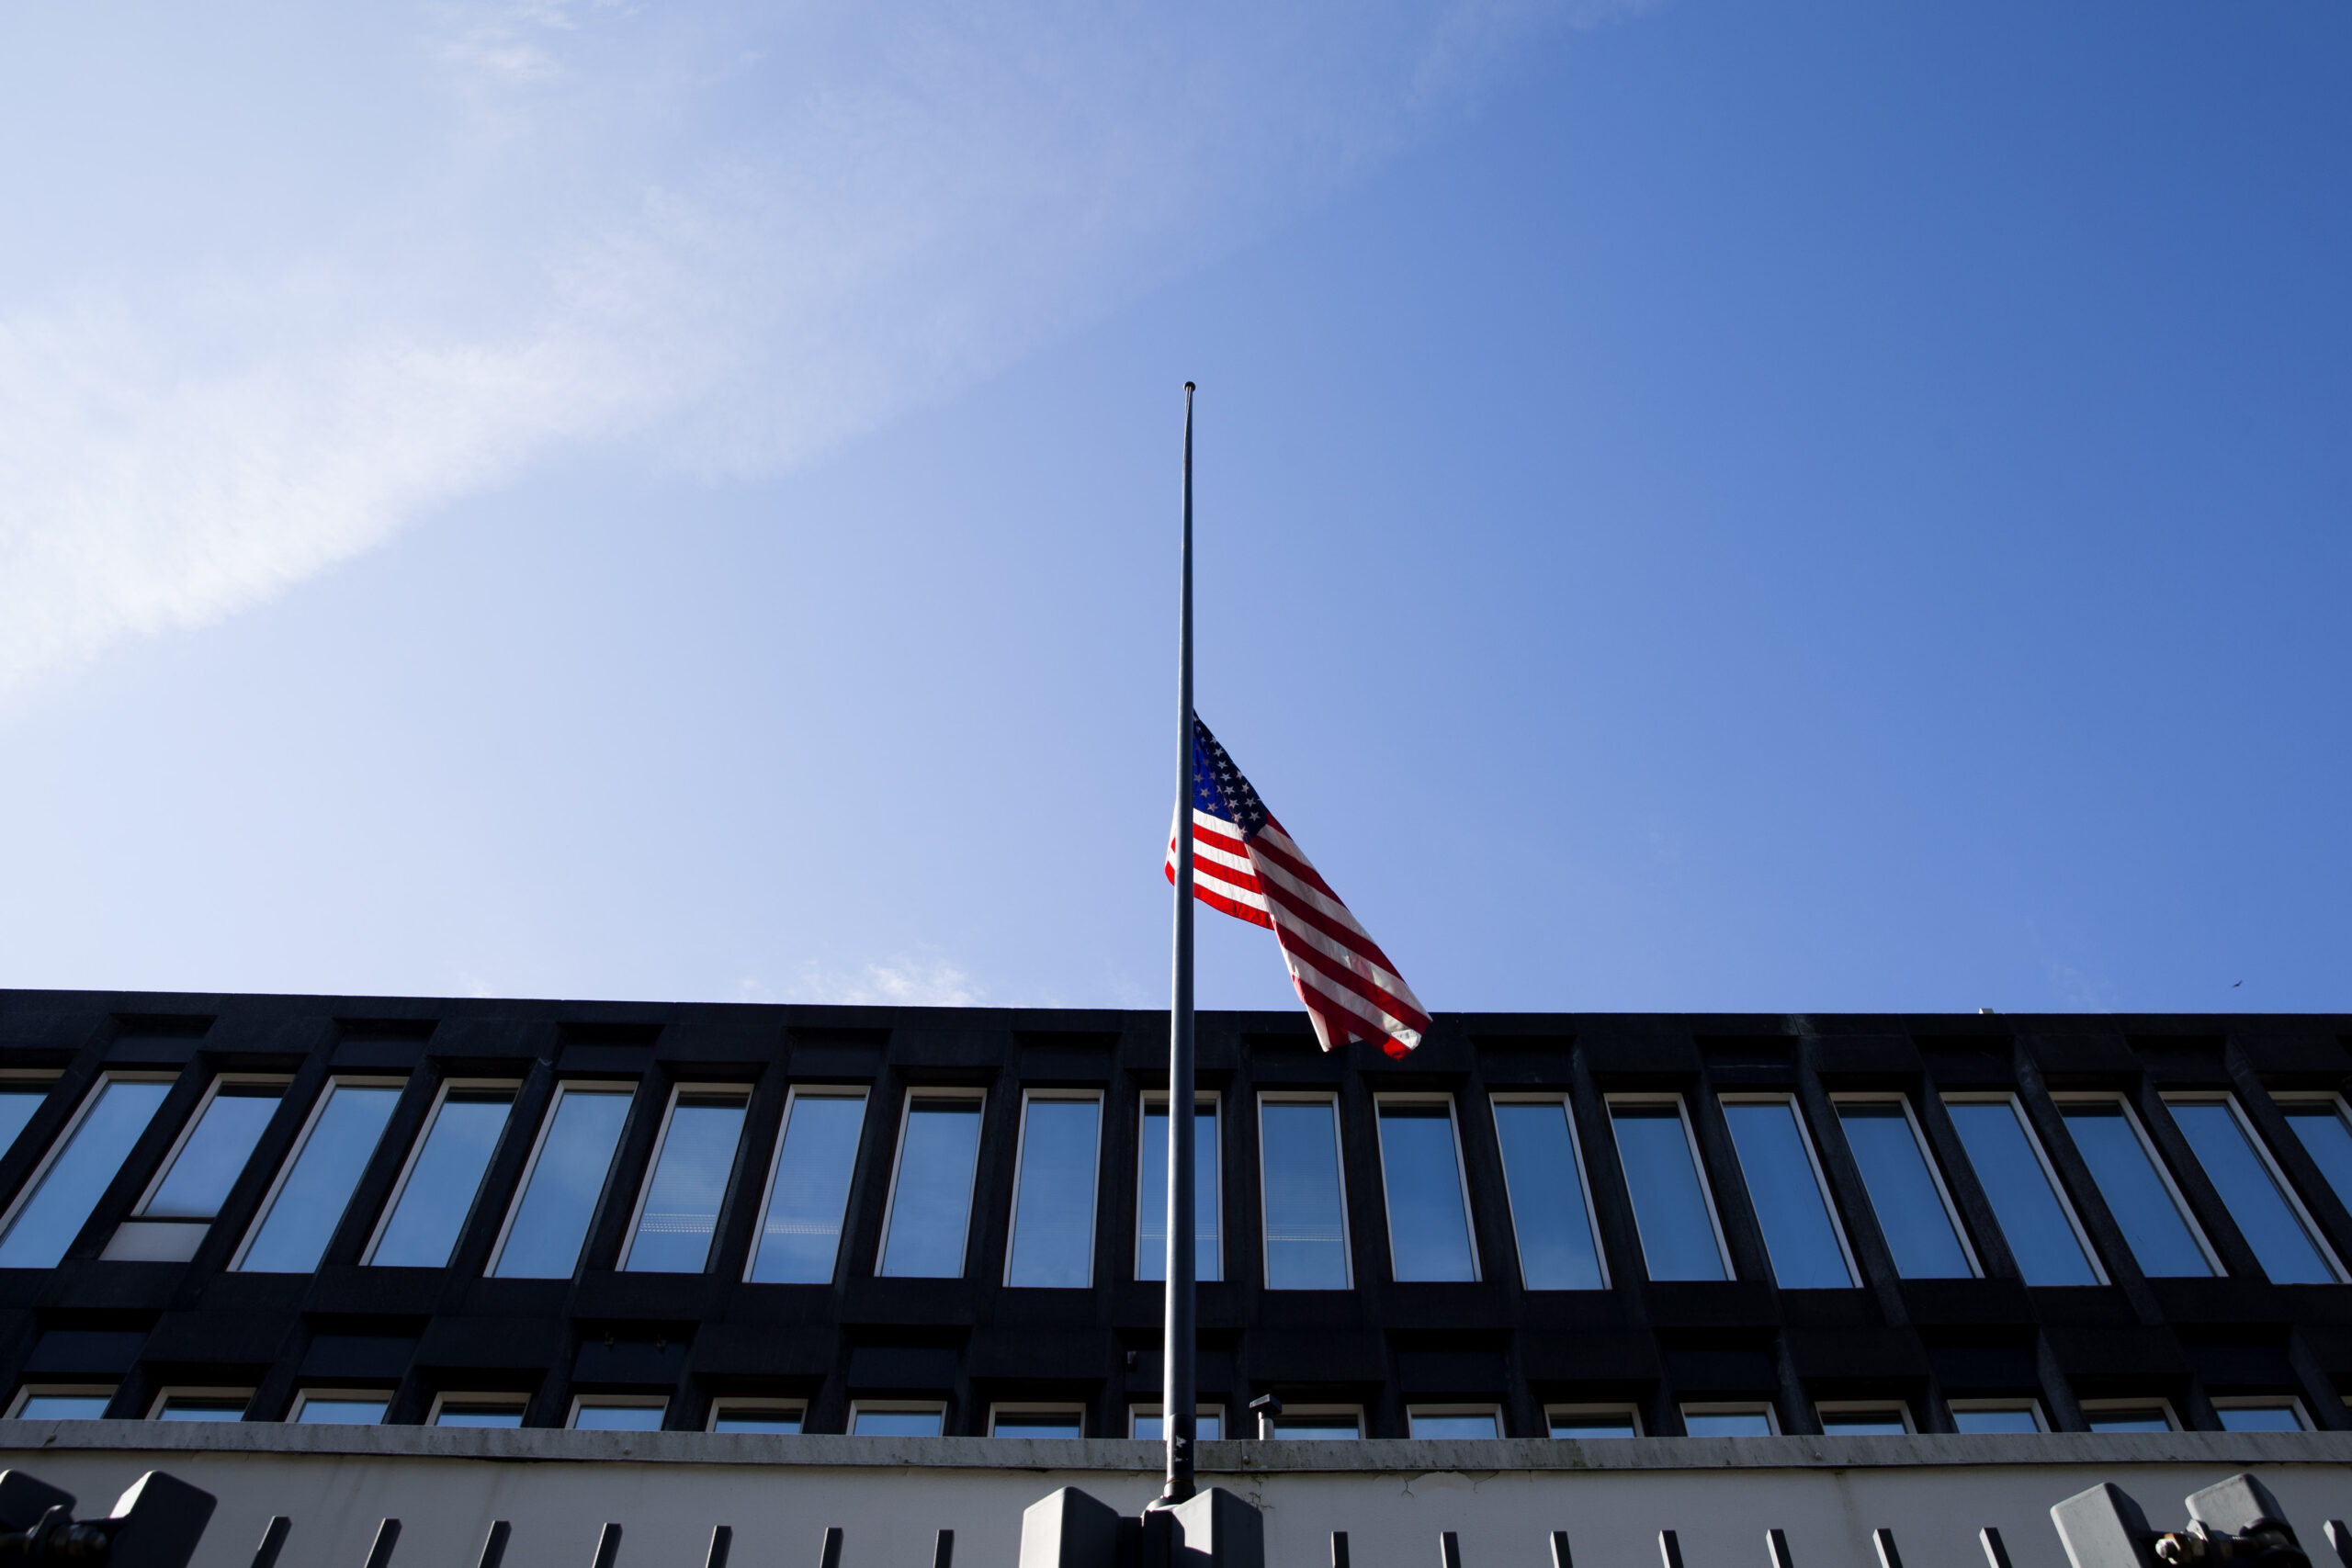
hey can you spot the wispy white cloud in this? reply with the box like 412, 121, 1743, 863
0, 0, 1646, 696
781, 955, 987, 1008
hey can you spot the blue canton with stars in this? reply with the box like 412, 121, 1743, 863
1191, 717, 1269, 840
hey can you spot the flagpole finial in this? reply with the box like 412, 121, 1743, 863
1184, 380, 1195, 390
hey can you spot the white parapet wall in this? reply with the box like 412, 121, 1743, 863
2, 1424, 2348, 1568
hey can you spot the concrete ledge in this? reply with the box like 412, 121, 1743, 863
4, 1421, 2349, 1472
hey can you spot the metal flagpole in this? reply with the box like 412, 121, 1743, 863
1162, 381, 1199, 1505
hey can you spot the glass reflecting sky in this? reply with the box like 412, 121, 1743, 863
575, 1404, 665, 1431
18, 1394, 110, 1419
1611, 1103, 1726, 1281
1550, 1413, 1638, 1438
298, 1398, 388, 1425
1261, 1100, 1350, 1289
852, 1407, 944, 1437
2060, 1104, 2213, 1277
145, 1086, 280, 1219
2283, 1106, 2352, 1213
750, 1092, 865, 1284
1944, 1100, 2099, 1286
1133, 1412, 1223, 1441
1138, 1100, 1220, 1282
2169, 1101, 2335, 1283
1377, 1104, 1476, 1282
1492, 1101, 1604, 1291
1682, 1410, 1772, 1437
877, 1098, 983, 1277
1006, 1098, 1100, 1288
0, 1089, 43, 1158
626, 1094, 747, 1272
493, 1087, 631, 1279
2215, 1405, 2302, 1432
0, 1079, 172, 1268
1409, 1412, 1498, 1438
372, 1090, 512, 1268
1951, 1407, 2041, 1435
1838, 1102, 1971, 1278
1723, 1100, 1852, 1288
240, 1084, 400, 1272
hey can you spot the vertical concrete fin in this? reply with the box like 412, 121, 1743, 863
1022, 1488, 1123, 1568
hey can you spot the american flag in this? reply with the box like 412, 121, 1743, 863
1165, 716, 1429, 1056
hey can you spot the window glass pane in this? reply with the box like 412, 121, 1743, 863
2282, 1106, 2352, 1211
1550, 1413, 1639, 1438
371, 1090, 514, 1269
1006, 1098, 1102, 1288
298, 1397, 388, 1425
1138, 1100, 1221, 1282
1838, 1103, 1972, 1278
1610, 1103, 1726, 1281
2215, 1404, 2303, 1433
2086, 1407, 2169, 1433
625, 1093, 748, 1273
0, 1089, 48, 1157
575, 1404, 664, 1431
714, 1412, 803, 1434
993, 1412, 1083, 1438
1377, 1104, 1476, 1282
750, 1092, 866, 1284
156, 1397, 246, 1422
1492, 1102, 1604, 1291
1951, 1407, 2041, 1435
0, 1080, 173, 1268
2167, 1102, 2335, 1284
1261, 1100, 1350, 1290
1682, 1409, 1772, 1437
239, 1085, 401, 1272
853, 1407, 944, 1436
1818, 1410, 1906, 1436
1270, 1415, 1360, 1439
145, 1086, 281, 1219
18, 1394, 110, 1419
492, 1088, 632, 1279
1410, 1412, 1498, 1438
877, 1098, 984, 1278
435, 1401, 525, 1428
1133, 1410, 1223, 1440
1723, 1101, 1853, 1288
1944, 1100, 2099, 1285
2060, 1103, 2213, 1277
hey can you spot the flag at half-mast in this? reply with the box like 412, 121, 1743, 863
1166, 716, 1429, 1057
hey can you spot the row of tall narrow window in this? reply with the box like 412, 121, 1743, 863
2, 1074, 2350, 1288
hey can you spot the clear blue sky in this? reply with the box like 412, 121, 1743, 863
1, 0, 2345, 1017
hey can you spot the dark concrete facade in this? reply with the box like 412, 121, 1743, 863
2, 990, 2350, 1442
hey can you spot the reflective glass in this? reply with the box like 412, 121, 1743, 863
1549, 1412, 1639, 1438
1138, 1100, 1221, 1282
749, 1092, 866, 1283
1838, 1102, 1972, 1278
2167, 1101, 2335, 1284
1410, 1412, 1498, 1438
877, 1098, 984, 1277
1261, 1100, 1350, 1289
1951, 1406, 2041, 1435
713, 1408, 803, 1433
1270, 1416, 1360, 1439
574, 1404, 665, 1431
1723, 1101, 1853, 1287
371, 1090, 513, 1268
1492, 1101, 1604, 1290
2281, 1105, 2352, 1210
145, 1086, 280, 1219
156, 1398, 245, 1422
298, 1397, 388, 1425
0, 1079, 173, 1268
2060, 1103, 2213, 1277
0, 1089, 47, 1157
435, 1402, 525, 1428
18, 1394, 110, 1418
1377, 1104, 1476, 1282
993, 1412, 1083, 1438
239, 1084, 401, 1272
1944, 1100, 2099, 1285
2215, 1404, 2302, 1432
625, 1094, 748, 1273
1006, 1098, 1101, 1288
1133, 1411, 1223, 1440
492, 1087, 632, 1279
1610, 1103, 1727, 1281
853, 1407, 944, 1436
1818, 1409, 1906, 1435
2086, 1407, 2169, 1433
1682, 1409, 1772, 1437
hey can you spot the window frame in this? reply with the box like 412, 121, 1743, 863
1814, 1400, 1914, 1435
1127, 1403, 1226, 1440
0, 1071, 177, 1248
128, 1074, 290, 1222
1487, 1093, 1610, 1291
1939, 1092, 2111, 1286
874, 1087, 988, 1280
743, 1083, 870, 1285
1679, 1401, 1780, 1437
1002, 1089, 1105, 1290
2080, 1397, 2179, 1433
1406, 1404, 1504, 1438
228, 1075, 407, 1272
1946, 1398, 2048, 1434
1371, 1093, 1482, 1284
2051, 1092, 2225, 1277
1136, 1090, 1222, 1283
483, 1078, 638, 1279
567, 1393, 669, 1431
288, 1389, 392, 1425
847, 1399, 948, 1436
2209, 1395, 2309, 1432
707, 1398, 806, 1433
1545, 1403, 1644, 1438
1717, 1092, 1860, 1288
987, 1402, 1087, 1438
147, 1387, 253, 1422
1605, 1093, 1736, 1280
6, 1384, 115, 1419
2159, 1092, 2345, 1283
616, 1081, 753, 1274
1830, 1092, 1983, 1278
359, 1077, 521, 1268
1256, 1091, 1355, 1291
428, 1392, 530, 1427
